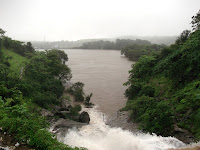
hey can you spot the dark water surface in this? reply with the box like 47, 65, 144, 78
64, 49, 133, 116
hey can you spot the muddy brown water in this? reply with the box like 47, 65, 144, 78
64, 49, 133, 117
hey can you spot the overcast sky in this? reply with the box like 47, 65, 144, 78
0, 0, 199, 41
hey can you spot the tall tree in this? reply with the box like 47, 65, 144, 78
0, 28, 6, 56
175, 30, 191, 45
191, 10, 200, 31
0, 28, 6, 37
26, 42, 35, 53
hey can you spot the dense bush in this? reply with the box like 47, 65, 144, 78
124, 11, 200, 139
121, 43, 166, 61
0, 85, 81, 150
130, 55, 156, 80
124, 80, 143, 100
1, 33, 35, 56
19, 50, 71, 108
67, 82, 85, 102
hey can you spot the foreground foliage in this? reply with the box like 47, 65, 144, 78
0, 87, 79, 150
123, 11, 200, 140
0, 30, 83, 149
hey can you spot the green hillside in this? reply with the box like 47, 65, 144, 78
0, 30, 82, 150
123, 12, 200, 142
2, 49, 27, 75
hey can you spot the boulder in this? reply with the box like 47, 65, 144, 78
174, 124, 188, 133
79, 111, 90, 124
52, 118, 87, 130
173, 124, 195, 144
51, 118, 87, 136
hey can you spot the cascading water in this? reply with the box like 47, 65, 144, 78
56, 106, 187, 150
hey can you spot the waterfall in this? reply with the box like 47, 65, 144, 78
56, 106, 187, 150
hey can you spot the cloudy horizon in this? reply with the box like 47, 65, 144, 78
0, 0, 199, 41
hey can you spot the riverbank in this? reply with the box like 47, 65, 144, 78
106, 109, 197, 145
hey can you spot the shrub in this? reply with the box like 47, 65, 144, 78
128, 96, 173, 136
130, 55, 156, 80
67, 82, 85, 102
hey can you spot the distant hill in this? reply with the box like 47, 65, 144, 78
117, 35, 177, 45
31, 36, 177, 49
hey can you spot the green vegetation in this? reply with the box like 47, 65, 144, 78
67, 82, 93, 106
0, 87, 79, 150
23, 50, 71, 108
1, 49, 27, 75
0, 29, 83, 149
77, 39, 155, 51
2, 36, 35, 56
76, 38, 166, 62
123, 10, 200, 140
121, 44, 166, 61
68, 82, 85, 102
31, 36, 176, 49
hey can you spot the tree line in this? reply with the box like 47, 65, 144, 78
77, 39, 151, 50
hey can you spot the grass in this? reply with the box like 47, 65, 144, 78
2, 49, 28, 75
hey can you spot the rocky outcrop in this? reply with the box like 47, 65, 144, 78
54, 111, 70, 119
41, 95, 91, 139
174, 124, 190, 134
42, 103, 73, 119
173, 124, 195, 144
79, 111, 90, 124
51, 118, 87, 137
40, 109, 53, 117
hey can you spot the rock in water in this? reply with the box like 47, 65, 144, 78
79, 111, 90, 124
51, 118, 87, 137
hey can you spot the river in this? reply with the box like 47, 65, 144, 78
64, 49, 132, 117
58, 49, 197, 150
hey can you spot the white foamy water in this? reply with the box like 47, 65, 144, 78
57, 106, 186, 150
